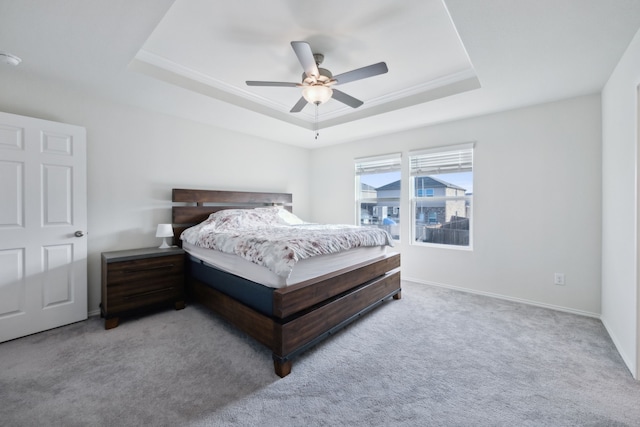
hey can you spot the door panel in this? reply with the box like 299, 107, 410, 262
0, 248, 25, 317
42, 164, 73, 226
0, 111, 87, 342
42, 244, 74, 307
0, 160, 23, 227
0, 123, 23, 149
42, 131, 72, 155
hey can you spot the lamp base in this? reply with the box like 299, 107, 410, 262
158, 238, 171, 249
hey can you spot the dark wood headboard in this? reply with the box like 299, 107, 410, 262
171, 188, 293, 246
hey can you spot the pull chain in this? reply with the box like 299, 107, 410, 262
314, 103, 319, 140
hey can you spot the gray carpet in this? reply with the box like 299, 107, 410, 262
1, 281, 639, 426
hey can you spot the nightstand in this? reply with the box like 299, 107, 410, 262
101, 247, 185, 329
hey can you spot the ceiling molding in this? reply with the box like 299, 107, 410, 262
128, 56, 314, 130
319, 74, 482, 130
132, 49, 480, 131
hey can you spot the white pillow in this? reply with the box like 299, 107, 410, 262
277, 208, 306, 225
254, 206, 306, 225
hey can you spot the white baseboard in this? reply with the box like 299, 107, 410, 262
600, 316, 637, 379
402, 276, 601, 319
88, 309, 101, 317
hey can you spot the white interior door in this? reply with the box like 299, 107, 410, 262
0, 111, 87, 343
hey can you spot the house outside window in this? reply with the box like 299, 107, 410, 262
417, 188, 434, 197
355, 153, 401, 240
428, 211, 438, 224
410, 143, 474, 248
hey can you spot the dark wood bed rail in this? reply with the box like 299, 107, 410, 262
173, 188, 292, 207
273, 252, 401, 318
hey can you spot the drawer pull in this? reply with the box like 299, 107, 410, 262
122, 287, 175, 300
123, 264, 174, 274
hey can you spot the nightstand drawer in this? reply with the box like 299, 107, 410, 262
106, 277, 183, 313
105, 255, 184, 286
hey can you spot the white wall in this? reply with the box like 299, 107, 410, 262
602, 27, 640, 379
0, 68, 610, 360
311, 95, 602, 316
0, 73, 311, 314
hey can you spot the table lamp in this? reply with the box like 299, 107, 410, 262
156, 224, 173, 249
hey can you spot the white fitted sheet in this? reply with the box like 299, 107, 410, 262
183, 241, 388, 289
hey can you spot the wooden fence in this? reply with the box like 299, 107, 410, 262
419, 227, 469, 246
417, 216, 469, 246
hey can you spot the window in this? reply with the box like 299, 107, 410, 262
417, 188, 434, 197
355, 153, 401, 240
410, 144, 473, 248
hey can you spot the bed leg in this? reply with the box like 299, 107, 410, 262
393, 290, 402, 300
104, 317, 119, 330
273, 359, 292, 378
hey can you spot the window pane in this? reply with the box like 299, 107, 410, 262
415, 196, 471, 246
414, 172, 473, 195
357, 169, 401, 240
358, 171, 400, 199
410, 144, 473, 248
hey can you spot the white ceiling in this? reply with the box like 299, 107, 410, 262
1, 0, 640, 148
132, 0, 479, 130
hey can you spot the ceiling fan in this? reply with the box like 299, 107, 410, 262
246, 41, 388, 113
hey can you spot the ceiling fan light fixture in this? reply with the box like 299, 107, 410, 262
302, 85, 333, 105
247, 41, 387, 113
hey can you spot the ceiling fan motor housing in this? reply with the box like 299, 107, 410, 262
302, 67, 333, 84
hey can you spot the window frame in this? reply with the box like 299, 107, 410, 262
354, 153, 402, 241
409, 143, 474, 250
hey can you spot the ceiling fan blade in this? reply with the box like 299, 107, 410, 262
332, 89, 364, 108
333, 62, 388, 85
291, 41, 319, 78
246, 81, 299, 87
290, 96, 308, 113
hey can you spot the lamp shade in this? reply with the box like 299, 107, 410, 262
302, 85, 333, 105
156, 224, 173, 249
156, 224, 173, 238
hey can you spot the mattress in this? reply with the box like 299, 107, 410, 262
183, 241, 388, 289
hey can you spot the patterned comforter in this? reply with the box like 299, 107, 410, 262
181, 207, 393, 278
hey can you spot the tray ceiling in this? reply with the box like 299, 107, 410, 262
131, 0, 480, 131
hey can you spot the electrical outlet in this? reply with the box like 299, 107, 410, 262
554, 273, 565, 285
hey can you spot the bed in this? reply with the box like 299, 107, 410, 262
172, 188, 401, 377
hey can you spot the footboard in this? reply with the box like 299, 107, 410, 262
273, 253, 401, 318
187, 252, 401, 377
272, 265, 400, 376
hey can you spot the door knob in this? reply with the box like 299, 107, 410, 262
74, 230, 84, 237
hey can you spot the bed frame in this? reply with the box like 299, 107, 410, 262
172, 188, 401, 377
